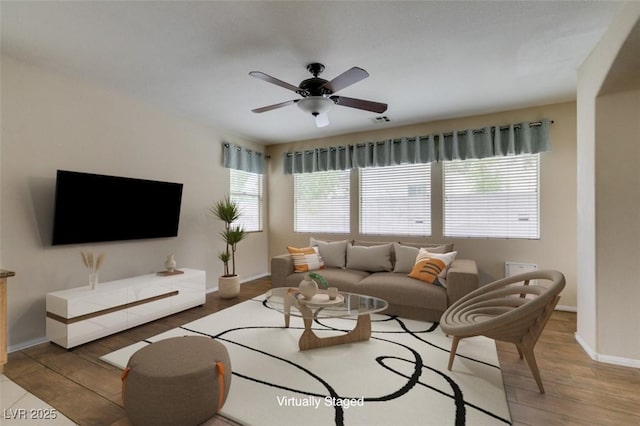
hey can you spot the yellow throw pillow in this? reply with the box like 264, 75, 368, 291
287, 246, 325, 272
408, 250, 457, 284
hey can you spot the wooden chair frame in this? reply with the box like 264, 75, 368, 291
440, 270, 565, 393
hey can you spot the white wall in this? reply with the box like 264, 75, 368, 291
596, 89, 640, 361
576, 2, 640, 365
0, 56, 268, 349
267, 102, 578, 308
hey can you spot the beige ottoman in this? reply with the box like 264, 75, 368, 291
121, 336, 232, 426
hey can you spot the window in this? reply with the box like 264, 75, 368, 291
294, 170, 350, 233
443, 154, 540, 239
230, 169, 263, 232
360, 163, 431, 236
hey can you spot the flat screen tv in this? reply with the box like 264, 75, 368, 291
52, 170, 183, 245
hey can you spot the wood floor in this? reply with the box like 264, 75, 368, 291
5, 278, 640, 425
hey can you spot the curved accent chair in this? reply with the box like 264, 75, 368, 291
440, 270, 565, 393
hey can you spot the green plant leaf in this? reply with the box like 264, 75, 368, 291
210, 196, 242, 224
211, 196, 246, 276
225, 226, 248, 245
308, 272, 329, 289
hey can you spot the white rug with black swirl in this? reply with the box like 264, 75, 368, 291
102, 294, 511, 426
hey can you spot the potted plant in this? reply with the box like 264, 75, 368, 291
211, 196, 247, 298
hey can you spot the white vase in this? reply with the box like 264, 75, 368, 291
219, 275, 240, 299
298, 275, 318, 300
89, 271, 98, 290
165, 254, 177, 272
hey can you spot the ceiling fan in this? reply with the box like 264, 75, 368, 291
249, 63, 388, 128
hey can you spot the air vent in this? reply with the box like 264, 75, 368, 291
371, 116, 391, 124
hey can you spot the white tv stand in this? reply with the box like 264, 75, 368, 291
46, 268, 206, 349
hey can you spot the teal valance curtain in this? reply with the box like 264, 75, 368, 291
351, 135, 438, 168
223, 143, 266, 174
438, 119, 552, 161
283, 119, 551, 174
283, 145, 352, 174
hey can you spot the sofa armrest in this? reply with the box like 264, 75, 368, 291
271, 254, 295, 288
446, 259, 479, 305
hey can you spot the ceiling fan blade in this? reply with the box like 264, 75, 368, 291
249, 71, 301, 92
320, 67, 369, 93
251, 99, 298, 113
314, 113, 329, 128
331, 96, 388, 114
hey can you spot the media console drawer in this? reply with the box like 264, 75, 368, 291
46, 268, 206, 348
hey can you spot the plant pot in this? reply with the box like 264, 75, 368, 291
218, 275, 240, 299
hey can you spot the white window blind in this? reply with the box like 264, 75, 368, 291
294, 170, 350, 233
443, 154, 540, 239
230, 169, 263, 232
360, 163, 431, 236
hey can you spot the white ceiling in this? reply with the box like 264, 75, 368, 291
1, 1, 619, 144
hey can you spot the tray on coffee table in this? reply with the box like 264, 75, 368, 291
295, 292, 344, 307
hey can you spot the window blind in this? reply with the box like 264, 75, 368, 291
230, 169, 263, 232
360, 163, 431, 236
443, 154, 540, 239
294, 170, 350, 233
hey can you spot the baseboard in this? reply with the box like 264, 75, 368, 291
240, 273, 270, 284
555, 304, 577, 312
575, 332, 598, 361
575, 332, 640, 368
8, 336, 49, 354
597, 353, 640, 368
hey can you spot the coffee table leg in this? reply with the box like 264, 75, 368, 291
299, 313, 372, 351
283, 293, 292, 328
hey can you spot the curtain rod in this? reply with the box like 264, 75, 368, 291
286, 120, 553, 156
434, 120, 551, 138
223, 143, 270, 159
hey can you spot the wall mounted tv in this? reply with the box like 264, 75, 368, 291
52, 170, 183, 245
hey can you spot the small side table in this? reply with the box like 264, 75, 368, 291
1, 269, 16, 373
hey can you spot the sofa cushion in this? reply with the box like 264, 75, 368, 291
346, 243, 393, 272
393, 244, 415, 273
358, 272, 448, 312
310, 238, 349, 268
353, 240, 392, 247
399, 241, 454, 253
353, 240, 397, 264
287, 246, 324, 272
408, 250, 458, 285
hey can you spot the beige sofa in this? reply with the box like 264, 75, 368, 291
270, 240, 479, 323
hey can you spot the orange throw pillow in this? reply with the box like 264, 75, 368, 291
408, 250, 457, 284
287, 246, 325, 272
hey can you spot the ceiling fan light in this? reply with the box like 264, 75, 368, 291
297, 96, 333, 115
314, 113, 329, 128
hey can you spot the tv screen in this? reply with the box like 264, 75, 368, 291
52, 170, 183, 245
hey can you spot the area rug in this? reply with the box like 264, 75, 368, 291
101, 294, 512, 426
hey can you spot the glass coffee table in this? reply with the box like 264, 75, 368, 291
265, 287, 388, 351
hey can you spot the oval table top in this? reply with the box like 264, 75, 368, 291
265, 287, 388, 320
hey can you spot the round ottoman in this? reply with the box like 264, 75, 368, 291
121, 336, 232, 426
